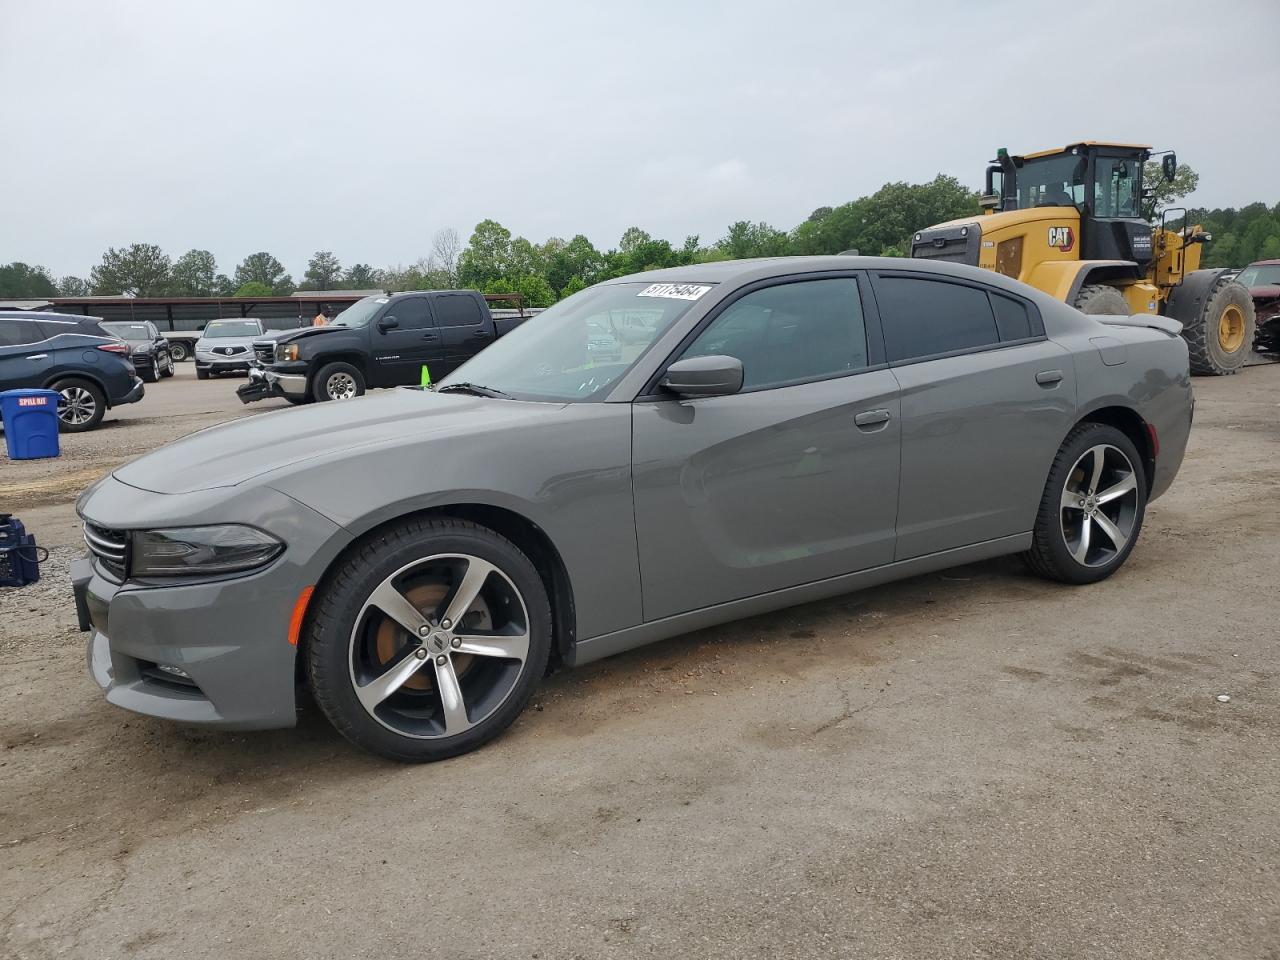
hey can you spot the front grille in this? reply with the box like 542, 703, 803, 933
253, 341, 275, 364
214, 345, 247, 356
83, 522, 128, 580
910, 224, 981, 266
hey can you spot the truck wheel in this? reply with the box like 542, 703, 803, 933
51, 377, 106, 432
168, 341, 189, 362
1183, 277, 1256, 376
1073, 284, 1129, 315
313, 362, 365, 402
305, 517, 552, 761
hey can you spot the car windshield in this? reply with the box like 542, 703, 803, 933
439, 282, 709, 402
202, 320, 261, 338
101, 322, 149, 341
330, 296, 386, 328
1238, 264, 1280, 287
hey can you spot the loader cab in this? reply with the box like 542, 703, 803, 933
989, 142, 1156, 267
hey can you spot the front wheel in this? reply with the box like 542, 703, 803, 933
195, 367, 210, 380
1184, 277, 1256, 376
312, 362, 365, 402
159, 353, 175, 378
306, 518, 552, 761
1022, 423, 1147, 584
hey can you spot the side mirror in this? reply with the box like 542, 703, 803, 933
661, 355, 744, 398
377, 316, 399, 332
1162, 153, 1177, 182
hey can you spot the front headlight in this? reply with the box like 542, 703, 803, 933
130, 525, 283, 577
275, 343, 300, 362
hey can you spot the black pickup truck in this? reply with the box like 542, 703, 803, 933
238, 290, 528, 404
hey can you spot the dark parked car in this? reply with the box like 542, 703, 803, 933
74, 257, 1192, 762
100, 321, 175, 383
0, 312, 143, 431
238, 290, 528, 404
1237, 260, 1280, 357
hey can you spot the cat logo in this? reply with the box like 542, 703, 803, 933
1048, 226, 1075, 252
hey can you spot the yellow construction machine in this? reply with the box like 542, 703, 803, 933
910, 142, 1256, 375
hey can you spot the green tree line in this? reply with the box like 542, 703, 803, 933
3, 166, 1276, 304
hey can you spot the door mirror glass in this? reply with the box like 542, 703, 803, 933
1162, 153, 1177, 182
661, 355, 744, 397
377, 316, 399, 332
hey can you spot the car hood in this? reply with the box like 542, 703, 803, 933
112, 389, 569, 494
267, 325, 349, 345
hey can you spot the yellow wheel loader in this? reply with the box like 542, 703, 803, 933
910, 142, 1256, 375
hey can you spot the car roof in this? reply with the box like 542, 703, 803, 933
604, 255, 1051, 299
1247, 259, 1280, 266
0, 311, 103, 324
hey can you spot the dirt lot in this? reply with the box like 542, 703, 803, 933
2, 364, 1278, 959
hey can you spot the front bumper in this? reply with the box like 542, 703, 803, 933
237, 366, 308, 404
196, 356, 253, 372
74, 476, 352, 730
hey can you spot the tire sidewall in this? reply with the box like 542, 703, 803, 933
307, 523, 552, 761
1038, 424, 1147, 584
1074, 285, 1128, 316
312, 362, 365, 402
1201, 282, 1256, 373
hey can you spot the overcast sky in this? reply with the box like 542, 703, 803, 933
3, 0, 1278, 279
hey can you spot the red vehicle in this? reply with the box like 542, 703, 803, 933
1238, 260, 1280, 357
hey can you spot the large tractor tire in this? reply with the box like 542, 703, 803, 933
1180, 277, 1256, 376
1073, 284, 1130, 315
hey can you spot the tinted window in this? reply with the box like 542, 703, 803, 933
0, 319, 46, 347
991, 293, 1035, 341
434, 294, 483, 327
388, 297, 433, 330
876, 276, 1000, 362
682, 278, 868, 390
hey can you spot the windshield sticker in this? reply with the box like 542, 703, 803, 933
637, 283, 712, 301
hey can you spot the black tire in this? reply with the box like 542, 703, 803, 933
284, 395, 311, 406
141, 364, 159, 383
306, 518, 552, 762
1073, 284, 1129, 315
1182, 277, 1256, 376
312, 361, 365, 402
159, 353, 175, 378
195, 367, 210, 380
50, 377, 106, 432
1022, 423, 1147, 585
168, 341, 189, 362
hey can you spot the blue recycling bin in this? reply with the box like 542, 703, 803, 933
1, 388, 62, 460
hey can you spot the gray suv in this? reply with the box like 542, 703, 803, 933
194, 318, 267, 379
72, 257, 1192, 762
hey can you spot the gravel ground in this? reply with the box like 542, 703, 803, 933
1, 363, 1278, 959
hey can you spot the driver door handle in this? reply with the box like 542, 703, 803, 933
421, 332, 438, 341
1036, 369, 1064, 385
853, 409, 891, 428
25, 354, 48, 360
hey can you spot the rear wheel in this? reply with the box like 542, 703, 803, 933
1022, 423, 1147, 584
168, 341, 190, 362
306, 518, 552, 761
50, 378, 106, 432
1183, 277, 1256, 376
313, 362, 365, 402
1073, 284, 1129, 315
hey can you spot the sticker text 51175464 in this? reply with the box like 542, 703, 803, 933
637, 283, 712, 301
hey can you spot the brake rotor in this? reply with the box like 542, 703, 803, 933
373, 581, 490, 691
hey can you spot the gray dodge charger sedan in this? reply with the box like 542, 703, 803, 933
73, 257, 1193, 761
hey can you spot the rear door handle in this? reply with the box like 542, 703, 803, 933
25, 354, 48, 360
471, 329, 492, 340
853, 409, 891, 428
421, 333, 438, 341
1035, 369, 1064, 386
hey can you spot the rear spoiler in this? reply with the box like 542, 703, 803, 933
1096, 314, 1183, 337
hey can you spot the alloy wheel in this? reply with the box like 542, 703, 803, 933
1059, 443, 1139, 567
326, 371, 358, 400
58, 386, 98, 426
348, 553, 531, 739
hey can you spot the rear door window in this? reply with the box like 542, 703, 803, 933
875, 275, 1001, 362
0, 319, 46, 347
433, 294, 484, 327
991, 292, 1037, 341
